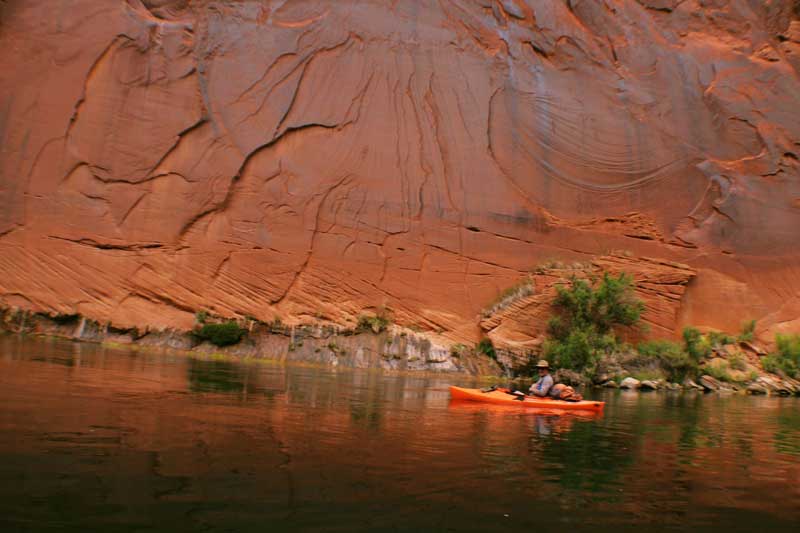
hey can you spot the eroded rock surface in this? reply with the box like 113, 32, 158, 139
1, 1, 799, 346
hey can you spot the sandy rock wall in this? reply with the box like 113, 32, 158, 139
1, 0, 799, 344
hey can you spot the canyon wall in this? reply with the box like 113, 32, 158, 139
1, 0, 799, 349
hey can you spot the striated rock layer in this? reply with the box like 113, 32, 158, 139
1, 0, 800, 349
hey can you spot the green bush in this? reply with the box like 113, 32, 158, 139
544, 329, 595, 371
632, 369, 666, 382
195, 310, 208, 324
543, 273, 643, 373
476, 337, 497, 360
738, 320, 756, 343
357, 313, 390, 333
450, 343, 467, 357
762, 354, 780, 375
637, 339, 698, 382
683, 327, 711, 361
193, 321, 245, 347
762, 334, 800, 378
729, 353, 748, 371
776, 334, 800, 360
705, 361, 732, 382
551, 273, 643, 336
450, 342, 467, 358
708, 331, 735, 348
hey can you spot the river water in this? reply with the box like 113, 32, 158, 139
0, 336, 798, 532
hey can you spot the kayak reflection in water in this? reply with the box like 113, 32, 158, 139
534, 414, 553, 436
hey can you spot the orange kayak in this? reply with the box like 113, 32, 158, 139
449, 386, 604, 412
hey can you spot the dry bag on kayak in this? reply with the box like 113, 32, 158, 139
551, 383, 583, 402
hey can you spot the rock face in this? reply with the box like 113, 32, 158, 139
1, 1, 799, 346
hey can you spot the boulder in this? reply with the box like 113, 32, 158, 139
640, 380, 659, 391
602, 380, 619, 388
740, 341, 767, 356
699, 375, 722, 391
683, 378, 704, 390
620, 377, 640, 390
757, 375, 796, 395
666, 382, 682, 391
747, 382, 769, 395
755, 375, 780, 393
782, 377, 800, 395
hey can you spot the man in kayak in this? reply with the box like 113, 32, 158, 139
529, 360, 555, 397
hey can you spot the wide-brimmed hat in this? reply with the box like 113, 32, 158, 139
535, 359, 550, 369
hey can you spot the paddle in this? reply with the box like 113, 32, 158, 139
480, 385, 522, 395
480, 386, 528, 400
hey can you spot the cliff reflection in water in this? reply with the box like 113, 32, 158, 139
0, 336, 798, 532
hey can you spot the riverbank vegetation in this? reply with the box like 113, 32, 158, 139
356, 312, 391, 334
542, 272, 643, 374
476, 337, 497, 360
762, 334, 800, 379
2, 278, 799, 389
536, 272, 797, 387
634, 340, 699, 382
193, 321, 246, 347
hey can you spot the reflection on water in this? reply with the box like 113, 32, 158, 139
0, 335, 798, 532
188, 358, 255, 394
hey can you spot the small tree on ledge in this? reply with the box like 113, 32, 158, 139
544, 273, 644, 373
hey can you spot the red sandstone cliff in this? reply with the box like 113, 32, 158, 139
1, 0, 799, 347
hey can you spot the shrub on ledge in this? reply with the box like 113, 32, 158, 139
637, 339, 698, 382
477, 337, 497, 360
682, 327, 712, 360
543, 273, 644, 373
738, 320, 756, 343
762, 333, 800, 378
193, 321, 245, 347
357, 313, 390, 333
